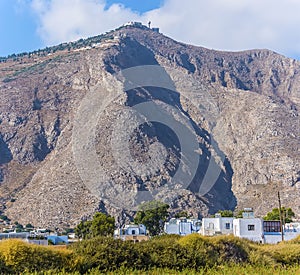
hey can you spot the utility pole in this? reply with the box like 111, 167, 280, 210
278, 191, 284, 241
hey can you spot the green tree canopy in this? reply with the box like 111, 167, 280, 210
0, 215, 10, 221
134, 201, 169, 236
235, 210, 244, 218
25, 223, 34, 229
264, 207, 295, 223
216, 210, 234, 217
175, 211, 190, 218
90, 212, 115, 238
74, 220, 92, 239
75, 212, 115, 239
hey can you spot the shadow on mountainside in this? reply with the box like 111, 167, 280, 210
103, 37, 237, 212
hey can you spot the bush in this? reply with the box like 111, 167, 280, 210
210, 235, 250, 264
248, 249, 277, 267
1, 234, 299, 273
0, 239, 80, 273
261, 244, 300, 265
141, 235, 189, 270
71, 236, 150, 272
0, 254, 12, 274
178, 233, 218, 268
288, 234, 300, 244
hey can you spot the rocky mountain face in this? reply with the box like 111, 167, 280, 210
0, 25, 299, 229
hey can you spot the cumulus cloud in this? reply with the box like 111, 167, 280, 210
30, 0, 300, 58
31, 0, 140, 45
144, 0, 300, 57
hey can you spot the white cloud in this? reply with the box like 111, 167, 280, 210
30, 0, 300, 58
31, 0, 140, 45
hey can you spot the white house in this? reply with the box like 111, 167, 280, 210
263, 221, 300, 244
233, 218, 264, 243
0, 232, 29, 240
200, 214, 234, 236
114, 224, 149, 242
199, 208, 300, 243
231, 208, 263, 242
164, 218, 201, 236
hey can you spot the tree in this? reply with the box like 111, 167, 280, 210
90, 212, 115, 237
216, 210, 234, 217
75, 220, 91, 239
134, 201, 169, 236
25, 224, 34, 229
175, 211, 190, 218
264, 207, 295, 223
75, 212, 115, 239
14, 222, 24, 233
0, 215, 10, 222
235, 210, 244, 218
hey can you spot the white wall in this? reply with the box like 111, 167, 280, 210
165, 219, 201, 235
264, 234, 282, 244
233, 218, 263, 242
165, 223, 180, 235
114, 224, 147, 237
179, 222, 192, 235
201, 217, 233, 236
220, 217, 234, 234
264, 232, 300, 244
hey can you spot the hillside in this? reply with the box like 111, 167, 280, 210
0, 24, 299, 228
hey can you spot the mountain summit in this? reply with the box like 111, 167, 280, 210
0, 24, 299, 228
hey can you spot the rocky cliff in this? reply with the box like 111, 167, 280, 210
0, 25, 299, 228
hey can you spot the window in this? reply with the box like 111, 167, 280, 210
225, 223, 230, 230
248, 224, 255, 231
132, 230, 136, 235
263, 221, 281, 232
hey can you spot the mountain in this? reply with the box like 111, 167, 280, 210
0, 24, 299, 229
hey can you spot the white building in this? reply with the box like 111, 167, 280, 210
263, 221, 300, 244
199, 208, 300, 244
232, 208, 264, 242
114, 224, 149, 242
123, 21, 143, 27
233, 218, 264, 243
164, 218, 201, 236
0, 232, 29, 240
200, 214, 234, 236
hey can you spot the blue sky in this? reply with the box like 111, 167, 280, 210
0, 1, 39, 56
105, 0, 162, 13
0, 0, 162, 56
1, 0, 300, 60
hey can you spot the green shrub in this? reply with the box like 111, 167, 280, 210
140, 235, 189, 270
289, 235, 300, 244
209, 235, 250, 264
248, 249, 277, 267
178, 233, 218, 268
71, 236, 150, 272
0, 239, 80, 273
269, 245, 300, 265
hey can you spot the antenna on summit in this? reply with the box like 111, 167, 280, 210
148, 21, 151, 28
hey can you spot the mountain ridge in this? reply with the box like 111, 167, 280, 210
0, 25, 299, 229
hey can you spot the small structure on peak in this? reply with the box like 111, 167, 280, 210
123, 21, 143, 27
122, 21, 160, 33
